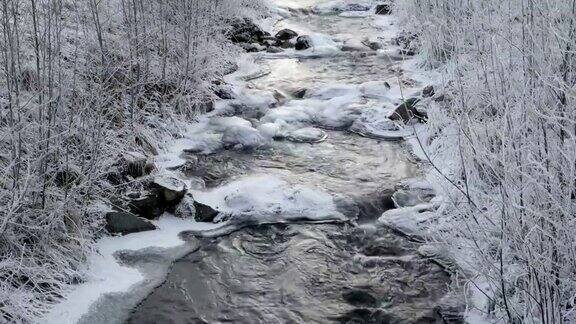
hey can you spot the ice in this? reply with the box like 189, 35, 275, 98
261, 105, 312, 125
359, 81, 392, 99
405, 123, 430, 161
171, 134, 224, 155
208, 116, 253, 132
341, 38, 368, 51
262, 92, 363, 130
257, 122, 284, 139
272, 0, 322, 10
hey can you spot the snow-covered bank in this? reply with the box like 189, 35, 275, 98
40, 216, 220, 323
390, 0, 576, 323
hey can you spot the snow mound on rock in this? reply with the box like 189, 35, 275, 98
192, 175, 347, 229
314, 1, 372, 14
287, 127, 327, 143
347, 103, 414, 140
221, 124, 266, 149
261, 94, 363, 129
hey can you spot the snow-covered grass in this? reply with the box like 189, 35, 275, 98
394, 0, 576, 322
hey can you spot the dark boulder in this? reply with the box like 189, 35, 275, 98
194, 201, 220, 223
121, 151, 149, 178
422, 85, 435, 98
124, 176, 187, 220
231, 32, 251, 43
292, 88, 307, 99
228, 18, 264, 44
193, 101, 215, 113
390, 98, 427, 123
105, 212, 156, 235
275, 29, 298, 40
275, 39, 295, 49
341, 4, 371, 11
362, 40, 383, 50
151, 175, 187, 203
214, 86, 235, 100
175, 193, 196, 219
342, 289, 378, 307
261, 37, 278, 47
295, 35, 312, 50
375, 4, 391, 15
128, 191, 165, 220
241, 43, 266, 53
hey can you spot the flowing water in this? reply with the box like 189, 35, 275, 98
125, 2, 460, 323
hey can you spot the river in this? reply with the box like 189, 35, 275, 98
124, 1, 459, 323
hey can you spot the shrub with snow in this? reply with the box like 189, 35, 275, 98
395, 0, 576, 322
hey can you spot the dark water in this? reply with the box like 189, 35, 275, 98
129, 224, 454, 324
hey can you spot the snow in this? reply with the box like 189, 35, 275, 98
261, 95, 363, 129
257, 122, 284, 139
261, 32, 344, 59
339, 11, 372, 18
221, 123, 267, 149
40, 216, 223, 324
286, 127, 327, 143
313, 1, 372, 14
359, 81, 392, 99
193, 175, 347, 226
349, 100, 416, 140
261, 105, 312, 125
208, 116, 253, 132
378, 203, 438, 239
